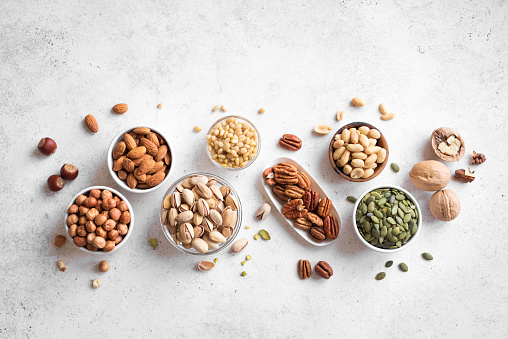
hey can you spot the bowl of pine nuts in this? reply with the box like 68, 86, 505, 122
205, 115, 260, 170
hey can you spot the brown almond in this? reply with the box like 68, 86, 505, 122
127, 146, 146, 159
133, 154, 152, 166
138, 158, 155, 174
147, 161, 164, 174
140, 138, 158, 156
85, 114, 98, 133
112, 142, 126, 159
155, 145, 168, 162
113, 156, 126, 171
133, 168, 147, 182
137, 183, 150, 189
147, 172, 165, 187
126, 173, 137, 189
112, 103, 128, 114
156, 164, 167, 174
123, 133, 137, 150
133, 127, 151, 135
147, 132, 160, 147
122, 158, 135, 172
164, 152, 171, 166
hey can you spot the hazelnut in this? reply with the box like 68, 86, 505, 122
114, 235, 123, 244
103, 241, 115, 252
73, 236, 87, 247
86, 232, 96, 244
78, 216, 87, 225
113, 196, 121, 204
38, 137, 57, 155
85, 208, 99, 221
92, 236, 106, 249
101, 190, 113, 201
75, 195, 87, 206
47, 175, 65, 191
100, 210, 109, 218
95, 202, 103, 212
84, 197, 97, 208
85, 221, 96, 233
54, 235, 66, 247
117, 223, 128, 235
76, 225, 87, 237
95, 227, 107, 238
117, 201, 128, 212
66, 214, 78, 226
107, 229, 119, 241
108, 208, 121, 221
87, 243, 99, 251
90, 189, 101, 199
103, 219, 116, 232
92, 279, 101, 288
120, 211, 131, 224
68, 224, 78, 237
56, 260, 66, 272
60, 164, 79, 181
67, 204, 79, 214
94, 214, 107, 226
98, 261, 110, 272
78, 206, 89, 216
102, 198, 116, 210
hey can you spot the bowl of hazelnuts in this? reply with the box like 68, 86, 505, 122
65, 186, 134, 254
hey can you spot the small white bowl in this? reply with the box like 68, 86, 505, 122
107, 126, 173, 194
352, 185, 422, 253
64, 186, 135, 254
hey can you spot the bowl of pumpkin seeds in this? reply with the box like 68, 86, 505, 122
353, 185, 422, 252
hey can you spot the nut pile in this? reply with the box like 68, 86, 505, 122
331, 125, 387, 179
263, 163, 339, 243
206, 117, 258, 169
298, 259, 333, 280
66, 188, 131, 252
111, 127, 171, 189
161, 174, 239, 253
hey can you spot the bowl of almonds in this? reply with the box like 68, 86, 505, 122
328, 122, 389, 182
108, 126, 173, 193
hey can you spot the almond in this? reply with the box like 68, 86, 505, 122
122, 158, 135, 172
147, 132, 160, 147
133, 154, 152, 166
85, 114, 98, 133
147, 172, 165, 187
140, 138, 158, 156
127, 146, 146, 159
138, 158, 155, 174
147, 161, 164, 174
133, 127, 151, 135
123, 133, 137, 150
112, 103, 128, 114
155, 145, 168, 162
164, 153, 171, 166
113, 156, 126, 171
126, 173, 137, 189
112, 142, 126, 159
156, 164, 167, 174
133, 168, 147, 182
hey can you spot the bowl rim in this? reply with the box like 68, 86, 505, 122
328, 121, 389, 182
107, 125, 173, 194
352, 184, 422, 253
64, 185, 135, 255
205, 115, 261, 171
160, 171, 242, 255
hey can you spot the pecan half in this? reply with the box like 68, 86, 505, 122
284, 185, 306, 199
297, 172, 311, 191
309, 226, 326, 242
315, 261, 333, 279
279, 134, 302, 151
273, 163, 298, 176
263, 167, 276, 185
302, 191, 320, 212
324, 215, 339, 240
272, 185, 291, 202
294, 217, 312, 231
306, 212, 323, 227
298, 259, 312, 280
274, 173, 299, 185
282, 199, 308, 219
317, 198, 332, 217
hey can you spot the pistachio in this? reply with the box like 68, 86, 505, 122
171, 192, 181, 208
202, 234, 220, 250
216, 201, 226, 213
259, 229, 271, 240
173, 233, 181, 245
221, 207, 237, 227
160, 209, 168, 225
205, 198, 218, 210
255, 203, 271, 220
225, 195, 239, 211
202, 217, 214, 233
162, 195, 171, 209
178, 204, 190, 213
209, 230, 226, 243
193, 225, 204, 238
178, 223, 194, 244
219, 185, 231, 198
168, 208, 178, 227
193, 213, 203, 226
221, 226, 234, 238
209, 209, 223, 227
241, 271, 247, 276
206, 178, 216, 187
192, 238, 209, 253
189, 175, 208, 186
175, 184, 184, 193
210, 185, 224, 201
166, 223, 177, 235
198, 261, 215, 271
196, 183, 213, 199
232, 238, 248, 253
182, 189, 195, 205
176, 210, 193, 223
197, 198, 210, 216
182, 178, 193, 189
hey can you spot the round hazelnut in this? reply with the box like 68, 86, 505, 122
86, 208, 99, 221
60, 164, 79, 181
90, 189, 101, 199
92, 236, 106, 249
117, 201, 128, 212
95, 226, 107, 238
78, 206, 89, 216
107, 229, 119, 241
66, 214, 78, 226
85, 221, 96, 233
102, 198, 116, 210
98, 260, 110, 272
54, 235, 66, 247
87, 243, 99, 251
103, 219, 116, 232
78, 216, 87, 225
86, 232, 96, 244
38, 137, 57, 155
100, 210, 109, 218
120, 211, 131, 224
103, 241, 115, 252
47, 175, 65, 192
68, 224, 78, 237
76, 225, 87, 237
117, 223, 128, 235
84, 197, 97, 208
114, 235, 123, 244
67, 204, 79, 214
75, 195, 87, 206
108, 208, 121, 221
101, 190, 113, 201
96, 202, 103, 212
113, 196, 121, 204
73, 236, 87, 247
94, 214, 107, 226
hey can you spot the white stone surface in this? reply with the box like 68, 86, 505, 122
1, 0, 507, 337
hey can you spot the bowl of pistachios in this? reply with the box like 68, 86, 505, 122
352, 185, 422, 253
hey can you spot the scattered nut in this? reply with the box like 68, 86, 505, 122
54, 235, 66, 247
157, 103, 163, 109
149, 238, 158, 249
232, 238, 248, 253
259, 108, 266, 114
255, 203, 271, 220
315, 261, 333, 279
220, 105, 227, 112
455, 168, 475, 183
314, 125, 332, 135
279, 134, 302, 151
112, 103, 128, 114
56, 260, 66, 272
336, 110, 344, 121
84, 114, 99, 133
98, 261, 110, 272
472, 151, 486, 165
38, 137, 57, 155
431, 127, 465, 162
92, 279, 101, 288
60, 164, 79, 181
409, 160, 450, 191
429, 189, 460, 221
241, 271, 247, 276
212, 105, 220, 112
378, 103, 388, 114
198, 261, 215, 271
351, 97, 366, 106
298, 259, 312, 280
380, 113, 395, 121
47, 175, 65, 191
194, 126, 202, 132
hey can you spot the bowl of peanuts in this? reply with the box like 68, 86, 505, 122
205, 115, 260, 170
328, 122, 389, 182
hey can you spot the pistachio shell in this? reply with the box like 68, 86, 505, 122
178, 223, 194, 244
225, 195, 239, 211
202, 234, 220, 250
221, 207, 236, 227
197, 198, 210, 216
193, 213, 203, 226
192, 238, 208, 253
255, 203, 271, 220
171, 192, 181, 208
232, 238, 248, 253
209, 209, 223, 227
168, 208, 178, 227
198, 261, 215, 270
202, 217, 214, 233
210, 185, 224, 201
221, 226, 233, 238
182, 189, 195, 205
189, 175, 208, 186
196, 183, 213, 199
176, 210, 193, 224
208, 230, 226, 243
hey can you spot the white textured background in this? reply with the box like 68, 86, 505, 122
1, 1, 507, 338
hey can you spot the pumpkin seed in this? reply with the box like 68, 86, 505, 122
399, 263, 408, 272
422, 252, 433, 260
374, 210, 384, 219
385, 260, 393, 267
391, 163, 400, 172
259, 229, 271, 240
347, 196, 357, 203
376, 272, 386, 280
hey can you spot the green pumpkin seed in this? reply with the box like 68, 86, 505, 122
347, 196, 357, 203
422, 252, 433, 260
392, 227, 400, 236
377, 198, 387, 206
368, 202, 375, 213
391, 163, 400, 172
259, 229, 271, 240
364, 222, 372, 233
387, 217, 396, 225
361, 203, 368, 214
369, 237, 378, 246
380, 226, 387, 238
364, 233, 373, 241
371, 192, 381, 199
403, 214, 412, 223
370, 215, 380, 224
374, 210, 384, 219
396, 216, 403, 225
396, 194, 405, 201
399, 263, 408, 272
385, 260, 393, 267
376, 272, 386, 280
366, 196, 374, 204
371, 228, 381, 238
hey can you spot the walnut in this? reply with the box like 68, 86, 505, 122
429, 189, 460, 222
431, 127, 465, 162
455, 168, 475, 183
471, 151, 486, 165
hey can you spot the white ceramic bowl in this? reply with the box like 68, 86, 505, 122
64, 186, 135, 254
107, 126, 173, 193
352, 185, 422, 253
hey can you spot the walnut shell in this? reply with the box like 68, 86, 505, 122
431, 127, 465, 162
429, 189, 460, 221
409, 160, 451, 191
